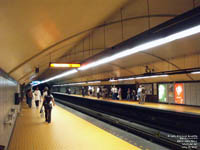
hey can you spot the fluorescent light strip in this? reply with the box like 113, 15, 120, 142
66, 82, 86, 86
52, 74, 168, 86
41, 24, 200, 84
41, 69, 77, 84
191, 71, 200, 74
109, 79, 117, 82
79, 25, 200, 71
135, 75, 168, 79
87, 81, 101, 84
53, 82, 86, 87
117, 78, 135, 81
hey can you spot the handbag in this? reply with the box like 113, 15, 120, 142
40, 107, 44, 118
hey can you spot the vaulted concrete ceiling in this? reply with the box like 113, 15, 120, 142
0, 0, 129, 83
0, 0, 200, 84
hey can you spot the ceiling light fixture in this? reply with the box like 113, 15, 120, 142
117, 78, 135, 81
40, 24, 200, 84
87, 81, 101, 84
79, 24, 200, 71
190, 71, 200, 74
50, 63, 81, 68
41, 69, 78, 84
135, 75, 168, 79
109, 79, 117, 82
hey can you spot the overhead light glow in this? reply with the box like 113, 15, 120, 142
87, 81, 101, 84
50, 63, 80, 68
53, 82, 86, 86
191, 71, 200, 74
41, 24, 200, 84
109, 79, 117, 82
79, 24, 200, 71
135, 75, 168, 79
41, 69, 77, 84
117, 78, 135, 81
66, 82, 86, 86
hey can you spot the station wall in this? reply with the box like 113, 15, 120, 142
158, 82, 200, 106
0, 76, 18, 147
184, 82, 200, 106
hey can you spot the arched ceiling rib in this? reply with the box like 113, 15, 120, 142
8, 13, 177, 77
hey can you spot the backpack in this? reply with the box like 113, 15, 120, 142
44, 95, 52, 108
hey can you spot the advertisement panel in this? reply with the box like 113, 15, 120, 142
158, 84, 167, 102
174, 83, 184, 104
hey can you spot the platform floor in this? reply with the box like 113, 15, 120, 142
56, 93, 200, 115
8, 102, 142, 150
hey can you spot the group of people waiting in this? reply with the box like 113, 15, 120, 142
79, 85, 146, 104
25, 87, 55, 123
111, 86, 138, 101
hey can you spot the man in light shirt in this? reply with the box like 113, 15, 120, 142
96, 86, 100, 99
33, 86, 41, 109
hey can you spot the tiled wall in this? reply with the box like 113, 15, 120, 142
0, 76, 18, 148
184, 83, 200, 106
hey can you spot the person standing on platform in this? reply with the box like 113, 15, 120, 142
141, 86, 146, 104
43, 90, 55, 123
127, 88, 131, 100
132, 89, 136, 101
92, 86, 95, 96
137, 85, 142, 104
96, 86, 100, 99
113, 86, 118, 100
102, 87, 106, 99
88, 86, 92, 96
27, 89, 33, 108
81, 87, 85, 97
118, 88, 122, 100
33, 87, 41, 109
111, 86, 114, 99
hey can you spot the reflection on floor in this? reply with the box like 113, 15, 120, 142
8, 102, 141, 150
55, 93, 200, 115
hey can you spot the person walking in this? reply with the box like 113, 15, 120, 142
42, 87, 48, 99
33, 87, 41, 109
42, 90, 55, 123
27, 89, 33, 108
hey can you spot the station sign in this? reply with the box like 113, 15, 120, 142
158, 84, 167, 102
50, 63, 80, 68
174, 83, 184, 104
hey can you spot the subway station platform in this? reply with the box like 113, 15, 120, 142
8, 102, 148, 150
52, 92, 200, 149
54, 92, 200, 115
